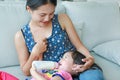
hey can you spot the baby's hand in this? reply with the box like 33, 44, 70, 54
30, 64, 37, 76
32, 63, 37, 71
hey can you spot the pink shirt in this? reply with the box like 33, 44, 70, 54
31, 70, 73, 80
52, 70, 72, 80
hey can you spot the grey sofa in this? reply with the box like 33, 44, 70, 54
0, 1, 120, 80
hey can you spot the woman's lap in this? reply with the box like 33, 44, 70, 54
73, 67, 104, 80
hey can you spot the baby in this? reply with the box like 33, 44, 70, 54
30, 51, 86, 80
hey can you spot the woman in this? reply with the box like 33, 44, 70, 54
14, 0, 104, 80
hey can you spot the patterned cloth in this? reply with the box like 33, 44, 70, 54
21, 14, 76, 62
31, 70, 72, 80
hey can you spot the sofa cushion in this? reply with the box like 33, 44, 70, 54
0, 1, 30, 68
73, 22, 84, 38
92, 40, 120, 66
55, 1, 66, 14
91, 52, 120, 80
0, 66, 31, 80
62, 1, 120, 51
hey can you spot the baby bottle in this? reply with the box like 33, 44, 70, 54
32, 61, 58, 71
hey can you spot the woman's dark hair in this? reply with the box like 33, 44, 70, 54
26, 0, 57, 10
71, 51, 86, 65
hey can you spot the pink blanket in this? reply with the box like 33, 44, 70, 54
0, 71, 19, 80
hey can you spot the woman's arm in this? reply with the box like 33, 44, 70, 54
58, 14, 94, 72
14, 31, 47, 76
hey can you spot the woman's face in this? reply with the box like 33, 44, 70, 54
28, 3, 55, 27
58, 52, 74, 73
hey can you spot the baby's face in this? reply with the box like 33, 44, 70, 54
58, 52, 74, 73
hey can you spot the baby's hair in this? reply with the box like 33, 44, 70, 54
71, 50, 86, 65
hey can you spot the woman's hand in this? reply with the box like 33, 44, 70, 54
32, 38, 47, 58
72, 56, 94, 73
34, 38, 47, 53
